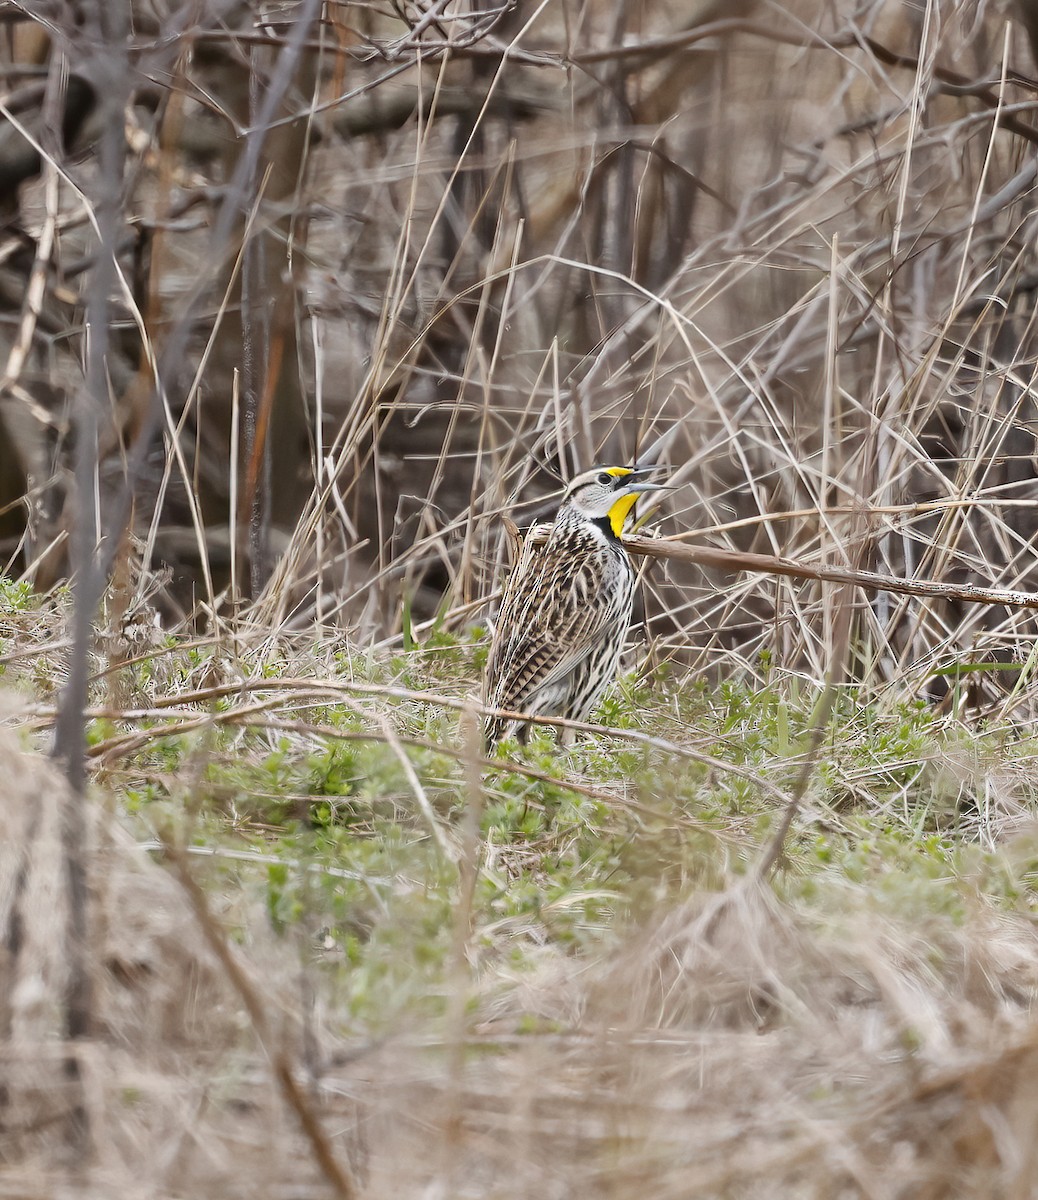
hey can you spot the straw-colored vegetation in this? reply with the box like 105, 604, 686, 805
4, 1, 1038, 1195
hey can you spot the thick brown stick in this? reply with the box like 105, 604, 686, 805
623, 535, 1038, 611
164, 836, 359, 1199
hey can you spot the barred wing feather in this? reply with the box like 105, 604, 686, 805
485, 535, 614, 713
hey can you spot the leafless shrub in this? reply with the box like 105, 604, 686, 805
0, 0, 1032, 697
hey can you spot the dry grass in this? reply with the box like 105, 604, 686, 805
4, 0, 1038, 1195
5, 691, 1038, 1197
2, 604, 1038, 1196
9, 0, 1038, 691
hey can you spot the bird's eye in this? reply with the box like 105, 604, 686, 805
597, 471, 613, 486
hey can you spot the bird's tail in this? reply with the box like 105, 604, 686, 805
483, 713, 526, 752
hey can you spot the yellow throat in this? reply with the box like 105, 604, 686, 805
606, 491, 640, 537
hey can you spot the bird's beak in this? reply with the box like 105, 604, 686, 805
619, 466, 669, 493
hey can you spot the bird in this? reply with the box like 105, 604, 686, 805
483, 465, 664, 748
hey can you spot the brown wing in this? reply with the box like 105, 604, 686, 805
484, 524, 615, 714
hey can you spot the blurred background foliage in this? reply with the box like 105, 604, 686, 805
2, 0, 1038, 695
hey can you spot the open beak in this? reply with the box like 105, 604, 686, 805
605, 470, 670, 536
622, 468, 670, 495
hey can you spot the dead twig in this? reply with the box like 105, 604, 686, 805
161, 833, 360, 1200
623, 535, 1038, 611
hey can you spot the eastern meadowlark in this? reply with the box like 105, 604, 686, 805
483, 466, 664, 747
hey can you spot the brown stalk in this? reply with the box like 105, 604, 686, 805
623, 535, 1038, 611
162, 834, 360, 1200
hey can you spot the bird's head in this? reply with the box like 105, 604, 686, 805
561, 466, 666, 536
